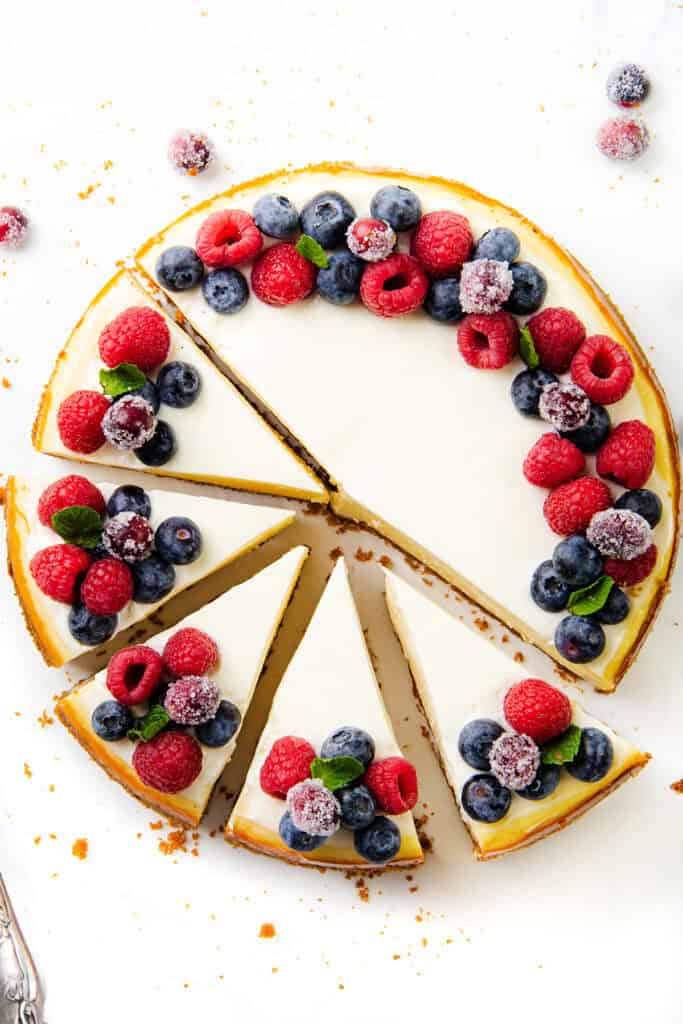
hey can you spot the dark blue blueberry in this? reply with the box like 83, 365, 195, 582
353, 816, 401, 864
68, 605, 118, 646
566, 727, 613, 782
461, 773, 511, 823
130, 555, 176, 603
153, 680, 171, 708
317, 251, 364, 305
278, 812, 326, 853
458, 719, 504, 770
90, 543, 111, 562
156, 246, 204, 291
106, 485, 152, 519
113, 378, 160, 414
511, 367, 558, 416
370, 185, 422, 232
195, 700, 242, 748
474, 227, 520, 263
591, 585, 630, 625
606, 63, 649, 107
555, 615, 605, 663
202, 268, 249, 314
504, 261, 547, 315
91, 700, 134, 741
424, 276, 464, 324
155, 516, 202, 564
517, 763, 561, 801
320, 726, 375, 768
300, 191, 355, 249
552, 535, 603, 588
156, 361, 202, 408
614, 488, 662, 528
531, 560, 572, 612
337, 783, 377, 830
252, 193, 300, 239
560, 403, 611, 453
135, 420, 176, 467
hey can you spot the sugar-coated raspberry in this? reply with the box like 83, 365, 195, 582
133, 731, 203, 793
346, 217, 396, 262
167, 129, 215, 175
596, 419, 655, 489
196, 209, 263, 268
489, 732, 540, 791
503, 679, 572, 744
458, 259, 513, 315
57, 390, 110, 454
527, 308, 586, 374
587, 508, 652, 560
359, 253, 428, 317
98, 306, 170, 372
606, 63, 650, 107
251, 243, 315, 306
163, 627, 219, 676
597, 115, 650, 161
543, 476, 613, 536
164, 675, 221, 726
410, 210, 473, 276
106, 645, 164, 705
539, 382, 591, 432
604, 544, 657, 588
286, 778, 341, 837
364, 756, 418, 814
38, 475, 105, 528
102, 511, 154, 562
523, 433, 585, 488
457, 311, 519, 370
102, 395, 156, 450
80, 558, 133, 615
29, 544, 92, 604
571, 335, 634, 405
260, 736, 317, 799
0, 206, 29, 248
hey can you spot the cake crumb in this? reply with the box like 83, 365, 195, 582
77, 182, 101, 200
355, 547, 374, 563
33, 836, 41, 846
474, 617, 489, 632
71, 838, 88, 860
23, 763, 32, 779
671, 780, 683, 794
378, 555, 393, 569
2, 378, 11, 389
149, 820, 163, 830
159, 829, 187, 856
355, 878, 369, 903
259, 923, 276, 939
513, 651, 525, 664
37, 710, 54, 728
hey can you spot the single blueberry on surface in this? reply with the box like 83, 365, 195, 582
560, 403, 611, 453
300, 191, 355, 248
424, 276, 464, 323
552, 535, 603, 588
511, 367, 558, 416
517, 763, 561, 801
155, 516, 202, 564
113, 378, 160, 415
353, 816, 401, 864
457, 719, 504, 770
196, 700, 242, 747
566, 727, 613, 782
317, 251, 364, 305
91, 700, 133, 741
592, 585, 630, 625
253, 193, 300, 239
555, 615, 605, 663
202, 267, 249, 314
504, 261, 547, 315
474, 227, 520, 263
156, 246, 204, 291
157, 361, 202, 408
336, 783, 377, 830
614, 488, 662, 528
461, 773, 511, 823
320, 726, 375, 768
370, 185, 422, 232
278, 811, 326, 853
531, 560, 573, 612
106, 485, 152, 519
135, 420, 177, 467
131, 555, 176, 603
68, 604, 118, 646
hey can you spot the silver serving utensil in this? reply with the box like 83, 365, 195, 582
0, 875, 45, 1024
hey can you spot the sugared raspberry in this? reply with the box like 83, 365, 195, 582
604, 544, 657, 588
196, 209, 263, 268
597, 115, 650, 161
133, 731, 203, 793
596, 419, 655, 489
164, 675, 221, 725
606, 63, 650, 108
346, 217, 396, 262
539, 382, 591, 432
0, 206, 29, 248
359, 253, 428, 317
286, 778, 341, 836
102, 395, 156, 450
587, 508, 652, 560
364, 756, 418, 814
457, 311, 519, 370
489, 733, 540, 791
57, 390, 110, 454
102, 511, 154, 562
98, 306, 170, 372
543, 476, 613, 536
503, 679, 572, 744
458, 259, 513, 314
527, 308, 586, 374
410, 210, 473, 276
80, 558, 133, 615
523, 433, 585, 488
29, 544, 92, 604
163, 627, 219, 676
38, 475, 105, 528
251, 242, 315, 306
167, 129, 215, 175
571, 335, 634, 405
106, 645, 164, 705
259, 736, 316, 799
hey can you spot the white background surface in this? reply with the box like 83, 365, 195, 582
1, 1, 682, 1021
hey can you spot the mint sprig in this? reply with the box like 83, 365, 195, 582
310, 755, 364, 791
567, 575, 614, 616
127, 705, 170, 743
100, 362, 146, 398
295, 234, 329, 269
51, 505, 103, 548
519, 324, 540, 369
542, 724, 582, 765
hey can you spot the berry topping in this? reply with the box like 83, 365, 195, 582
102, 395, 156, 450
30, 544, 92, 604
555, 615, 606, 663
155, 516, 202, 564
278, 812, 326, 853
196, 209, 263, 268
614, 488, 662, 528
597, 115, 650, 160
364, 756, 418, 814
300, 191, 356, 249
606, 63, 650, 107
317, 251, 364, 305
0, 206, 29, 247
410, 210, 473, 276
57, 390, 110, 454
457, 311, 519, 370
511, 367, 558, 416
370, 185, 422, 232
457, 719, 504, 771
552, 534, 603, 587
596, 419, 655, 489
591, 585, 630, 625
586, 508, 652, 560
461, 773, 511, 823
38, 475, 105, 528
251, 242, 316, 307
517, 764, 561, 801
131, 555, 176, 603
135, 420, 176, 467
353, 816, 401, 864
202, 268, 249, 314
523, 433, 585, 488
603, 544, 657, 588
527, 307, 586, 374
543, 476, 612, 536
163, 627, 219, 677
102, 511, 154, 562
424, 276, 464, 323
566, 728, 613, 782
106, 645, 164, 705
559, 402, 611, 453
503, 679, 572, 744
346, 217, 396, 262
530, 560, 572, 612
260, 737, 317, 799
286, 778, 341, 837
195, 700, 241, 748
68, 604, 117, 646
489, 732, 540, 791
133, 731, 203, 793
571, 335, 634, 405
360, 254, 428, 317
115, 377, 160, 414
473, 227, 520, 263
336, 783, 377, 830
91, 700, 134, 741
252, 194, 300, 239
320, 726, 375, 768
458, 259, 513, 314
167, 130, 214, 175
503, 262, 547, 315
98, 307, 170, 372
106, 485, 151, 519
81, 558, 133, 615
157, 361, 202, 408
164, 675, 221, 726
156, 246, 204, 292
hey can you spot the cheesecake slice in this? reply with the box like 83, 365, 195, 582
385, 569, 650, 859
226, 558, 424, 870
56, 547, 308, 826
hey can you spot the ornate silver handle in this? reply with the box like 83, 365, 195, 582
0, 876, 45, 1024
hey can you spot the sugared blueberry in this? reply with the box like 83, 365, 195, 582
155, 516, 202, 564
157, 361, 202, 408
278, 812, 326, 853
591, 585, 630, 625
353, 816, 401, 864
461, 773, 511, 823
131, 555, 176, 604
552, 535, 603, 587
202, 268, 249, 314
106, 485, 152, 519
168, 130, 214, 175
566, 727, 613, 782
253, 193, 300, 239
317, 251, 364, 305
195, 700, 242, 747
606, 64, 650, 108
539, 382, 591, 432
489, 732, 540, 791
474, 227, 520, 263
286, 779, 341, 837
91, 700, 133, 741
560, 402, 611, 453
68, 604, 118, 646
346, 217, 396, 262
113, 378, 160, 415
458, 259, 513, 315
511, 367, 558, 416
300, 191, 355, 249
555, 615, 606, 663
156, 246, 204, 292
370, 185, 422, 232
614, 488, 662, 528
102, 395, 156, 450
504, 262, 547, 315
586, 508, 651, 560
457, 719, 504, 770
135, 420, 177, 467
102, 511, 154, 562
531, 560, 573, 612
424, 276, 464, 324
320, 726, 375, 768
336, 783, 377, 830
517, 763, 561, 801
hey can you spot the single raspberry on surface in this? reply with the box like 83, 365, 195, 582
38, 475, 105, 527
101, 395, 156, 450
527, 307, 586, 374
164, 675, 221, 725
543, 476, 613, 536
489, 732, 540, 791
30, 544, 92, 604
251, 243, 316, 306
98, 306, 170, 372
360, 253, 428, 317
597, 115, 649, 161
259, 736, 317, 799
346, 217, 396, 262
586, 508, 652, 560
106, 645, 164, 705
133, 731, 203, 793
571, 335, 634, 405
596, 419, 655, 489
364, 756, 418, 814
286, 779, 341, 837
163, 627, 219, 676
102, 511, 154, 562
457, 311, 519, 370
80, 558, 133, 615
57, 390, 110, 454
539, 381, 591, 432
604, 544, 657, 588
523, 433, 585, 488
196, 209, 263, 268
503, 679, 572, 744
458, 259, 513, 314
0, 206, 29, 248
410, 210, 473, 276
168, 129, 215, 175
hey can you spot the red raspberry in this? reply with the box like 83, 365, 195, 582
543, 476, 613, 536
571, 335, 634, 405
0, 206, 29, 248
132, 731, 203, 793
503, 678, 572, 744
597, 115, 649, 161
410, 211, 473, 276
457, 311, 519, 370
98, 306, 170, 372
360, 254, 428, 317
57, 390, 110, 454
80, 558, 133, 615
527, 307, 586, 374
106, 645, 164, 705
596, 419, 655, 489
251, 243, 316, 307
38, 475, 105, 528
196, 209, 263, 268
29, 544, 92, 604
523, 433, 585, 488
163, 627, 219, 676
259, 736, 316, 799
365, 756, 418, 814
604, 544, 657, 588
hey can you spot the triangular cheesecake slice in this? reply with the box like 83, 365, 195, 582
385, 570, 650, 860
226, 558, 424, 870
56, 547, 308, 826
4, 474, 295, 666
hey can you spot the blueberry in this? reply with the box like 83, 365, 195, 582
555, 615, 606, 663
300, 191, 355, 249
90, 543, 110, 561
461, 773, 511, 823
353, 816, 401, 864
552, 535, 603, 588
157, 361, 202, 408
560, 403, 611, 453
253, 193, 300, 239
511, 367, 558, 416
458, 719, 504, 770
517, 763, 561, 801
316, 251, 364, 305
131, 555, 176, 603
135, 420, 176, 467
614, 488, 662, 528
202, 268, 249, 314
155, 516, 202, 564
195, 700, 242, 747
68, 604, 118, 646
424, 276, 464, 324
370, 185, 422, 232
156, 246, 204, 291
474, 227, 520, 263
336, 783, 377, 830
504, 261, 547, 315
320, 726, 375, 768
106, 485, 152, 519
91, 700, 133, 741
113, 378, 160, 414
278, 812, 326, 853
531, 560, 572, 612
592, 585, 630, 625
566, 727, 613, 782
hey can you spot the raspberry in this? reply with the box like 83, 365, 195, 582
163, 627, 219, 676
132, 731, 203, 793
286, 779, 341, 836
523, 433, 585, 488
503, 679, 572, 744
38, 475, 105, 528
527, 307, 586, 374
457, 311, 519, 370
571, 335, 634, 405
543, 476, 613, 536
80, 558, 133, 615
0, 206, 29, 248
606, 64, 650, 108
259, 736, 316, 799
98, 306, 170, 372
586, 508, 652, 560
596, 419, 655, 489
364, 756, 418, 814
346, 217, 396, 262
167, 129, 215, 175
196, 209, 263, 268
251, 243, 316, 307
106, 645, 164, 705
102, 511, 154, 562
539, 382, 591, 432
359, 254, 428, 317
57, 390, 110, 454
164, 675, 221, 725
101, 395, 156, 450
458, 259, 513, 314
489, 733, 540, 791
604, 544, 657, 588
410, 210, 473, 276
29, 544, 91, 604
597, 116, 649, 161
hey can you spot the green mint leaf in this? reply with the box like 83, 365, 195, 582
51, 505, 103, 549
542, 724, 582, 765
567, 575, 615, 616
295, 234, 329, 269
127, 705, 170, 743
99, 362, 146, 398
310, 755, 364, 791
519, 324, 540, 369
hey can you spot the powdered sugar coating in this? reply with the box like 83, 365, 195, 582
102, 511, 154, 562
597, 115, 650, 161
489, 732, 540, 791
586, 508, 652, 560
346, 218, 396, 262
168, 130, 215, 175
539, 382, 591, 431
101, 395, 156, 450
606, 63, 650, 107
0, 206, 29, 248
286, 778, 341, 837
164, 675, 221, 726
459, 259, 513, 314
